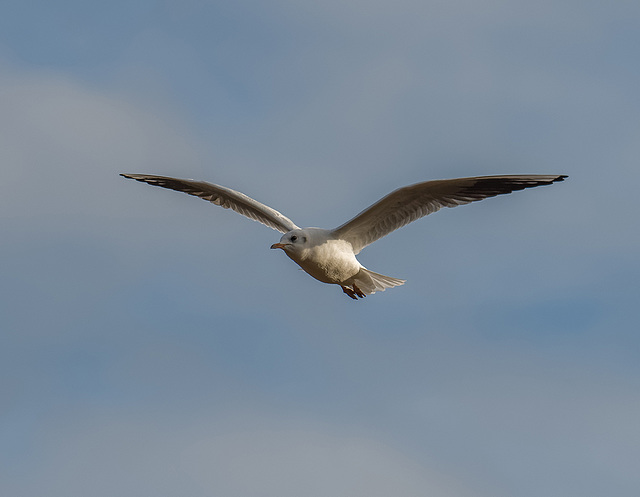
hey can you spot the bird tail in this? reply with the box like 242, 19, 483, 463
351, 268, 406, 295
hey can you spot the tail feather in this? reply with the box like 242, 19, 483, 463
350, 268, 405, 295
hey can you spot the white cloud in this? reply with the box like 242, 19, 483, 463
2, 3, 640, 497
183, 426, 473, 497
2, 406, 479, 497
0, 62, 206, 226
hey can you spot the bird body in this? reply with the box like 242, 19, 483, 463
274, 229, 360, 284
268, 227, 405, 298
121, 173, 566, 299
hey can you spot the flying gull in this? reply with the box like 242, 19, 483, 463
121, 173, 567, 299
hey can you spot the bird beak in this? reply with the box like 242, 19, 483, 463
270, 243, 287, 250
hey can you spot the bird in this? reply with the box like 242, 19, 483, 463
121, 173, 567, 299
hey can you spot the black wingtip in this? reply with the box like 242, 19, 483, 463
120, 173, 148, 182
555, 175, 568, 182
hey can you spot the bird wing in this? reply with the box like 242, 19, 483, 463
121, 174, 300, 233
331, 174, 567, 254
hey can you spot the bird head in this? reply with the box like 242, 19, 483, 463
270, 229, 309, 256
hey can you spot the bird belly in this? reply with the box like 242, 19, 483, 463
289, 240, 360, 285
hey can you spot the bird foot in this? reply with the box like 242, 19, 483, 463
341, 286, 358, 299
341, 283, 367, 300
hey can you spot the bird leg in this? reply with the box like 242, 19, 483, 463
352, 283, 367, 298
341, 284, 367, 300
341, 285, 358, 300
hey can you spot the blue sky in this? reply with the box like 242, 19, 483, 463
1, 1, 639, 496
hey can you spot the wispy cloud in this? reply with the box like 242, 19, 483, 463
1, 1, 639, 496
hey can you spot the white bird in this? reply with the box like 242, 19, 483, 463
121, 173, 567, 299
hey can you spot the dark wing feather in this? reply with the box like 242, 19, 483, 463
332, 175, 567, 253
121, 174, 299, 233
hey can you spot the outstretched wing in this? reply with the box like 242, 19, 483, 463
121, 174, 300, 234
332, 174, 567, 254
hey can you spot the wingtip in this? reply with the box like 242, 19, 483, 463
555, 175, 568, 182
120, 173, 148, 181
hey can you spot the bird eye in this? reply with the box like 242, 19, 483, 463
291, 235, 298, 242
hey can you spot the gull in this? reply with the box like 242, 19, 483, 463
121, 173, 567, 299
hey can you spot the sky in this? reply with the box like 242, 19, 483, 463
1, 1, 640, 496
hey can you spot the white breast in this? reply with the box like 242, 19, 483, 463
289, 238, 361, 284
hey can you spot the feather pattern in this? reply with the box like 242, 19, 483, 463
120, 174, 299, 233
332, 175, 567, 254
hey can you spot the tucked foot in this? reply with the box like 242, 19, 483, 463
352, 283, 366, 298
341, 285, 358, 300
341, 284, 367, 300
